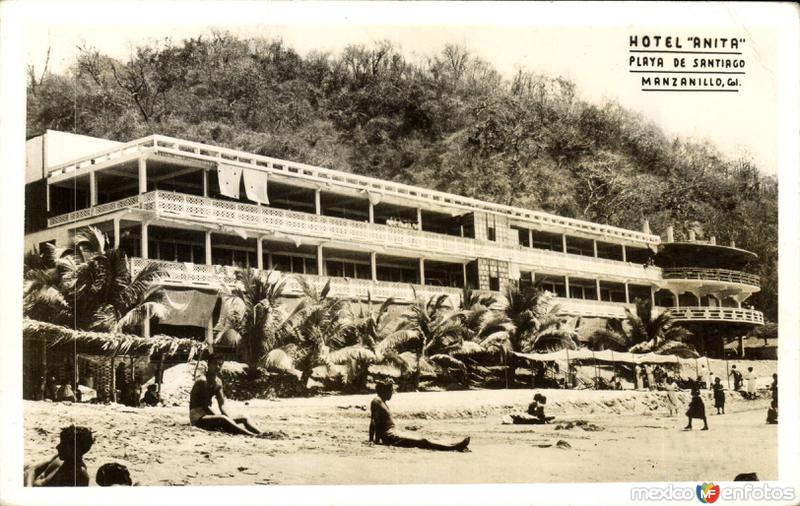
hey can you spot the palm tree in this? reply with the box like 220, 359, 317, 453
483, 283, 580, 387
589, 298, 697, 357
214, 268, 294, 373
23, 244, 72, 326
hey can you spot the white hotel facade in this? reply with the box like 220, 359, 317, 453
24, 131, 764, 340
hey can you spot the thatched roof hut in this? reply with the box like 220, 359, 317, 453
23, 318, 206, 358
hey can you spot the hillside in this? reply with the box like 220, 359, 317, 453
25, 33, 777, 320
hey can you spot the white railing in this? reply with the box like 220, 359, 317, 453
665, 306, 764, 325
661, 267, 760, 287
47, 195, 141, 227
552, 297, 634, 318
47, 133, 660, 245
49, 191, 663, 283
130, 257, 464, 305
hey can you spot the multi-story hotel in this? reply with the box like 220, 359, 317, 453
24, 131, 764, 342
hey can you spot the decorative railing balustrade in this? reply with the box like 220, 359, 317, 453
53, 191, 662, 283
664, 306, 764, 325
661, 268, 760, 288
130, 257, 464, 305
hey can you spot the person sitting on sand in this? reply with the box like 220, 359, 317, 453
96, 462, 133, 486
189, 352, 266, 436
514, 393, 556, 424
141, 384, 161, 407
368, 379, 470, 451
766, 400, 778, 424
25, 425, 93, 486
712, 377, 725, 414
684, 388, 709, 431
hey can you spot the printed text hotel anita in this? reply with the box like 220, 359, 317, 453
628, 35, 747, 92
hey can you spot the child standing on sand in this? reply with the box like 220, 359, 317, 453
25, 425, 93, 486
712, 377, 725, 414
684, 388, 709, 431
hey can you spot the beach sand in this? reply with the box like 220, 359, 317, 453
24, 388, 777, 485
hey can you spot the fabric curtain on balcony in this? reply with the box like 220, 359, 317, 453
161, 289, 219, 328
217, 163, 243, 199
243, 168, 269, 205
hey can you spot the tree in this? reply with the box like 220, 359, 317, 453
214, 268, 293, 372
589, 299, 697, 357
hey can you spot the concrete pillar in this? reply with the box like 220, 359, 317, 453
89, 170, 97, 206
416, 208, 423, 231
141, 223, 149, 259
370, 252, 377, 281
672, 290, 680, 308
624, 282, 630, 304
564, 276, 570, 299
666, 226, 674, 243
562, 234, 568, 254
368, 202, 374, 224
592, 239, 598, 258
317, 245, 324, 275
528, 229, 533, 248
113, 218, 120, 248
419, 258, 426, 285
202, 170, 209, 198
138, 157, 147, 194
256, 237, 263, 270
622, 245, 627, 262
462, 263, 468, 288
650, 286, 656, 307
267, 253, 273, 270
460, 224, 465, 238
204, 231, 212, 265
315, 189, 321, 215
596, 279, 602, 301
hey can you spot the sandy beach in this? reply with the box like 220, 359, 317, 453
24, 388, 777, 486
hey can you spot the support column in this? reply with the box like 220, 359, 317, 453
204, 231, 212, 265
317, 245, 324, 276
267, 253, 273, 270
419, 258, 426, 285
368, 202, 375, 224
621, 245, 627, 262
141, 223, 149, 259
528, 229, 533, 249
416, 208, 423, 231
202, 170, 209, 198
672, 291, 680, 308
143, 307, 151, 338
562, 235, 568, 254
592, 239, 598, 258
256, 237, 263, 270
624, 282, 630, 304
138, 157, 148, 194
595, 279, 602, 301
89, 170, 97, 207
113, 218, 121, 248
460, 224, 465, 238
564, 276, 570, 298
370, 252, 377, 281
650, 286, 656, 307
462, 263, 468, 288
205, 316, 214, 347
315, 189, 322, 215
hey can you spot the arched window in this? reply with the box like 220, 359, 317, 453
654, 289, 675, 307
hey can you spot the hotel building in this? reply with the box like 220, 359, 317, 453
24, 131, 764, 342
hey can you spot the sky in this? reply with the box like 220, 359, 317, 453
22, 2, 780, 176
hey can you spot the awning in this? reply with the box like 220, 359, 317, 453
512, 349, 680, 364
161, 289, 219, 328
243, 168, 269, 205
217, 163, 243, 199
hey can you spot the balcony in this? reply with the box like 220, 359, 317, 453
661, 267, 760, 288
49, 191, 663, 283
130, 257, 464, 305
664, 306, 764, 325
552, 298, 633, 318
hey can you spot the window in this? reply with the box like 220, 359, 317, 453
487, 226, 496, 242
515, 227, 530, 247
489, 276, 500, 291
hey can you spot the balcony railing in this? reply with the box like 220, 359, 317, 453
130, 257, 464, 305
552, 297, 634, 318
50, 191, 662, 283
664, 306, 764, 325
662, 268, 760, 288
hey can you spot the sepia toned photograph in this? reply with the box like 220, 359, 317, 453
2, 2, 798, 505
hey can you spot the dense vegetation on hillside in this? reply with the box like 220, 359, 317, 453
25, 33, 778, 321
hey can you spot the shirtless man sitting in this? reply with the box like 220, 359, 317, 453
368, 379, 470, 452
25, 425, 93, 486
189, 352, 264, 436
509, 393, 555, 424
